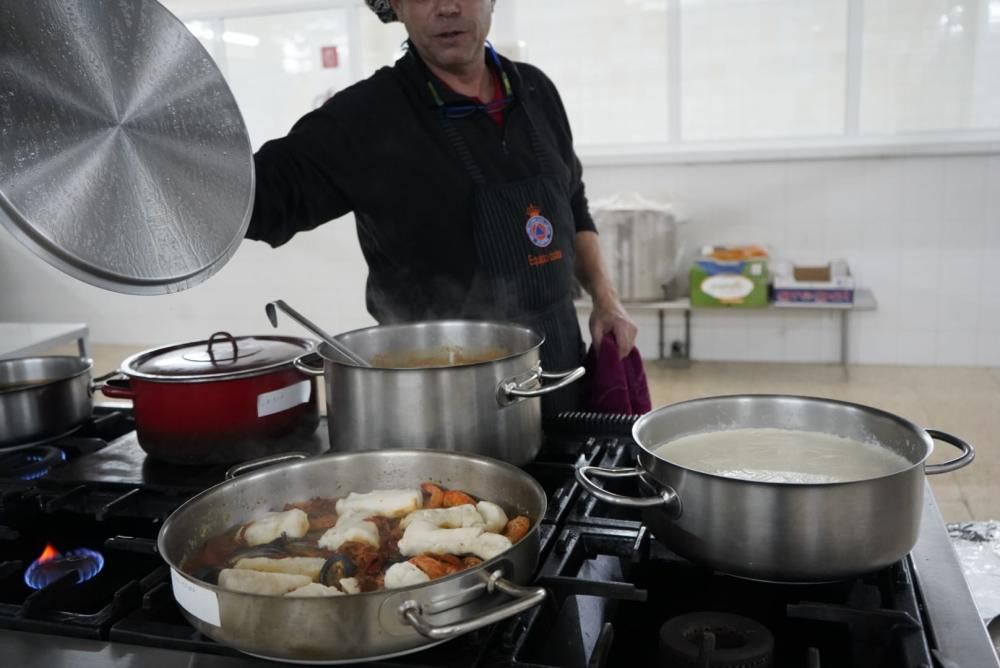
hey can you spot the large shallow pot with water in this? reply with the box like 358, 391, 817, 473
576, 395, 974, 582
295, 320, 584, 466
158, 449, 547, 663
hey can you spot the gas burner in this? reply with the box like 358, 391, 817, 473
23, 543, 105, 590
0, 445, 66, 480
659, 612, 774, 668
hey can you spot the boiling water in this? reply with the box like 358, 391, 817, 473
652, 428, 912, 484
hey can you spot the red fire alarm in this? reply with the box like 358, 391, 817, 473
321, 46, 339, 69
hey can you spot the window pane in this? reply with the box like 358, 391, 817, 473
861, 0, 1000, 133
681, 0, 847, 140
222, 9, 353, 149
491, 0, 670, 145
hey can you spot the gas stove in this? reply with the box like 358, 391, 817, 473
0, 408, 996, 668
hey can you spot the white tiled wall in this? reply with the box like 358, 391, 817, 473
580, 152, 1000, 366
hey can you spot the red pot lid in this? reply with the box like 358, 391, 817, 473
121, 332, 315, 381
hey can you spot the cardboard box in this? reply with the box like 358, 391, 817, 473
772, 259, 854, 306
689, 245, 769, 308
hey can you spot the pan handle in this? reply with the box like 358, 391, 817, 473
575, 465, 681, 514
89, 370, 123, 396
399, 569, 546, 641
292, 353, 325, 377
225, 452, 310, 480
924, 429, 975, 475
99, 376, 135, 400
498, 365, 586, 407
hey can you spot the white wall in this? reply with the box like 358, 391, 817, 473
2, 152, 998, 367
582, 152, 1000, 366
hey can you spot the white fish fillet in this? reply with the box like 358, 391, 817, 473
473, 532, 513, 560
285, 583, 345, 597
233, 557, 326, 581
318, 511, 380, 550
217, 569, 311, 595
399, 504, 485, 530
339, 577, 361, 594
239, 509, 309, 547
384, 561, 430, 589
476, 501, 509, 533
335, 489, 422, 518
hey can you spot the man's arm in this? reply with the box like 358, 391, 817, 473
575, 230, 638, 358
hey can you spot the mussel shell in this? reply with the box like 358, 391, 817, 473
319, 555, 356, 585
191, 565, 222, 585
227, 541, 288, 564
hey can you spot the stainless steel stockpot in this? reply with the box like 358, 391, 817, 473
158, 449, 547, 664
0, 356, 95, 447
295, 320, 584, 466
576, 395, 974, 582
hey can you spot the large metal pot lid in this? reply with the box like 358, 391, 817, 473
121, 333, 316, 381
0, 1, 254, 294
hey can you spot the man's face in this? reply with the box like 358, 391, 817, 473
390, 0, 495, 73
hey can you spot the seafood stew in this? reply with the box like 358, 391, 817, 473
183, 482, 533, 597
370, 346, 511, 369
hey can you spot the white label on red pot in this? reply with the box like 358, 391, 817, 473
257, 380, 311, 418
171, 569, 221, 627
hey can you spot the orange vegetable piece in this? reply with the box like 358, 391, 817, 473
502, 516, 531, 543
421, 482, 444, 509
442, 490, 476, 508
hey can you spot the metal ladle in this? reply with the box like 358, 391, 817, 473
265, 300, 371, 367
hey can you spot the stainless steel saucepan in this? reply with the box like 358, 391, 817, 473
576, 394, 974, 582
0, 356, 98, 447
158, 450, 548, 663
295, 320, 585, 466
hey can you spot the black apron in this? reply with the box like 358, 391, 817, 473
439, 99, 585, 416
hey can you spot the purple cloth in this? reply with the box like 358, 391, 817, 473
582, 332, 651, 415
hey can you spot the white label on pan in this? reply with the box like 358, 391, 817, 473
257, 380, 311, 418
171, 570, 221, 627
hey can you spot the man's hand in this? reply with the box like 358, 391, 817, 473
589, 295, 638, 359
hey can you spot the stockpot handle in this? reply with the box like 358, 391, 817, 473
292, 353, 325, 377
498, 365, 585, 407
399, 569, 546, 641
89, 369, 124, 396
575, 465, 680, 512
924, 429, 975, 475
225, 452, 310, 480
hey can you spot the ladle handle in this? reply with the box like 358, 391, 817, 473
265, 299, 370, 367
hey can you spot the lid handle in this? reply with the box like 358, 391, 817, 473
207, 331, 238, 364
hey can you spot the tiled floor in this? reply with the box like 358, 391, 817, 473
80, 343, 998, 523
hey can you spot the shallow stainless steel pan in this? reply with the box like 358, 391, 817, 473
158, 450, 548, 664
577, 394, 974, 582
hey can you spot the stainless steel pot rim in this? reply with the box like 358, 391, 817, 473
318, 320, 545, 370
157, 448, 547, 600
120, 337, 317, 382
0, 356, 94, 395
632, 393, 936, 487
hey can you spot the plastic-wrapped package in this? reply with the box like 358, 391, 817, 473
947, 521, 1000, 621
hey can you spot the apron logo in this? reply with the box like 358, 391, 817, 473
525, 204, 554, 248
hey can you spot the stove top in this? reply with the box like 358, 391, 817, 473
0, 408, 996, 668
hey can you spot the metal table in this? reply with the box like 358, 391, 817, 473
575, 288, 877, 367
0, 322, 90, 360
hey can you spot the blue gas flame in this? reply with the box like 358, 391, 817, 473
23, 546, 105, 590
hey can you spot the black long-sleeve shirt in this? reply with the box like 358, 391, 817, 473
247, 45, 596, 324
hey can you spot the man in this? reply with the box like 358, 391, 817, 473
247, 0, 637, 414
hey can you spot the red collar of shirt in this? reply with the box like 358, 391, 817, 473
471, 69, 506, 127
